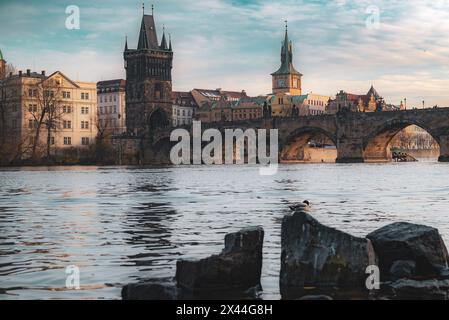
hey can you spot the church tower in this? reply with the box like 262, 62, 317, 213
271, 23, 302, 95
124, 5, 173, 135
0, 48, 6, 79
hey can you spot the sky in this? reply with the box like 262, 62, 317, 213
2, 0, 449, 107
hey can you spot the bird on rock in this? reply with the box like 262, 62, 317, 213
289, 200, 310, 212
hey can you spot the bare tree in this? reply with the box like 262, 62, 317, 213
28, 77, 63, 160
0, 63, 16, 81
94, 117, 113, 163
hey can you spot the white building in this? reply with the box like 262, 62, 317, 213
303, 93, 330, 115
172, 91, 198, 126
97, 79, 126, 135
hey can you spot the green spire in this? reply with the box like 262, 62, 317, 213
0, 48, 4, 61
271, 21, 301, 76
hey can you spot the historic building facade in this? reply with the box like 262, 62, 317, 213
171, 91, 198, 126
326, 86, 400, 114
0, 70, 97, 160
124, 11, 173, 135
97, 79, 126, 135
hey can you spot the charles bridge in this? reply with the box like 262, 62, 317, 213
141, 108, 449, 163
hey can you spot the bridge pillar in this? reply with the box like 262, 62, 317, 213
336, 137, 365, 163
438, 135, 449, 162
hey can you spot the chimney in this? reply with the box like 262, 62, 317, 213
26, 69, 31, 76
242, 90, 246, 95
41, 70, 46, 76
18, 70, 22, 76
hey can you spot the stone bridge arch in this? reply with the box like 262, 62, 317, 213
280, 126, 337, 162
147, 108, 170, 131
363, 119, 440, 162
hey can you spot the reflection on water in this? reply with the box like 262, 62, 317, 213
1, 162, 449, 299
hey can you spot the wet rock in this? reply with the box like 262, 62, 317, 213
367, 222, 449, 279
176, 226, 264, 295
389, 260, 416, 280
298, 295, 333, 300
383, 279, 449, 300
280, 211, 377, 299
122, 279, 179, 300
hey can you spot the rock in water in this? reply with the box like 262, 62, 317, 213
122, 279, 179, 300
367, 222, 449, 279
389, 260, 416, 280
280, 211, 377, 299
383, 279, 449, 300
298, 295, 333, 300
176, 226, 264, 296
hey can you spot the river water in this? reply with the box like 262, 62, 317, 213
1, 161, 449, 299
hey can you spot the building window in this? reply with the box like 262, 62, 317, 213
12, 119, 18, 129
62, 91, 71, 99
81, 92, 89, 100
64, 137, 72, 145
63, 120, 72, 129
100, 106, 103, 114
81, 121, 89, 129
63, 106, 72, 113
28, 104, 38, 113
81, 107, 89, 114
28, 89, 37, 97
81, 137, 89, 145
154, 83, 162, 99
28, 119, 37, 129
50, 137, 55, 145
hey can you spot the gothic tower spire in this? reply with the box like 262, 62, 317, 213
160, 25, 168, 50
271, 21, 302, 95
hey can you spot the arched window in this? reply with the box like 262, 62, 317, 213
154, 83, 162, 99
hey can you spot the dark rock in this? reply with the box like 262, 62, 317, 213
298, 295, 333, 300
367, 222, 449, 279
176, 226, 264, 295
439, 268, 449, 279
280, 211, 377, 299
122, 279, 179, 300
383, 279, 449, 300
389, 260, 416, 280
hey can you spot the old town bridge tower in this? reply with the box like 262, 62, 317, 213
124, 7, 173, 135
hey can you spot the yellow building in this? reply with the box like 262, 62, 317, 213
270, 93, 330, 117
0, 70, 97, 161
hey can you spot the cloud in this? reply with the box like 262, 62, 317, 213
2, 0, 449, 107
